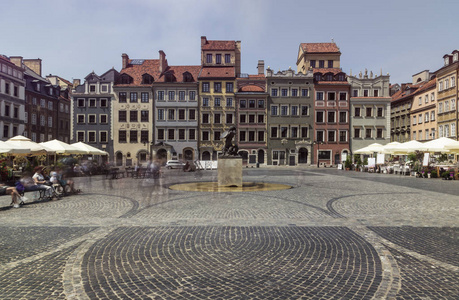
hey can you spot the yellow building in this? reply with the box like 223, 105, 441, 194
435, 50, 459, 140
296, 42, 341, 74
197, 36, 241, 160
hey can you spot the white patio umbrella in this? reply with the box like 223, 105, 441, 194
384, 140, 425, 154
443, 139, 459, 153
420, 137, 456, 153
354, 143, 384, 155
381, 142, 401, 154
6, 135, 53, 155
71, 142, 108, 155
40, 139, 86, 155
0, 140, 31, 154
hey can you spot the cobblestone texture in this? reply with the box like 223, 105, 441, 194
386, 246, 459, 299
82, 226, 382, 299
0, 244, 80, 300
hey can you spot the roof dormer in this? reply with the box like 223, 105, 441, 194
183, 71, 194, 82
142, 73, 154, 84
119, 73, 133, 84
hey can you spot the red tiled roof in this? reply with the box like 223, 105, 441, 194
156, 65, 201, 83
316, 81, 349, 85
247, 74, 265, 79
415, 78, 436, 93
202, 40, 237, 51
117, 59, 161, 86
238, 85, 265, 92
199, 67, 235, 78
300, 43, 340, 53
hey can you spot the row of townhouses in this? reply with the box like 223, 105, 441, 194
1, 37, 458, 167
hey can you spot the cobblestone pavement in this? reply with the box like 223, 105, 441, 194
0, 167, 457, 299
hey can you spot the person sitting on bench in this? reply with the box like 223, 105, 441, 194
0, 183, 24, 208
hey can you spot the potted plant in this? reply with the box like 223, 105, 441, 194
430, 170, 438, 178
344, 156, 352, 170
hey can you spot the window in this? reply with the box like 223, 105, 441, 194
214, 98, 221, 107
425, 95, 429, 104
189, 109, 196, 120
168, 91, 175, 101
189, 129, 196, 140
248, 114, 255, 123
206, 54, 212, 63
363, 90, 369, 97
452, 76, 456, 87
439, 125, 443, 138
271, 127, 278, 138
88, 99, 95, 107
374, 90, 379, 97
451, 99, 456, 111
316, 130, 324, 142
178, 109, 186, 120
100, 115, 108, 124
248, 100, 255, 108
214, 82, 222, 92
365, 128, 372, 138
226, 82, 233, 93
425, 129, 429, 140
271, 106, 278, 116
327, 111, 335, 123
339, 111, 347, 123
439, 103, 443, 113
425, 113, 429, 123
327, 92, 336, 101
431, 93, 435, 102
168, 129, 175, 140
258, 100, 265, 108
413, 131, 417, 140
302, 89, 309, 97
353, 90, 358, 97
281, 89, 288, 97
130, 111, 138, 122
258, 114, 264, 123
224, 54, 231, 63
271, 89, 278, 97
129, 130, 137, 143
445, 79, 450, 89
291, 106, 298, 116
202, 113, 209, 123
119, 111, 127, 122
168, 109, 175, 120
292, 89, 298, 97
281, 106, 288, 116
202, 82, 210, 92
226, 113, 233, 124
377, 128, 383, 139
4, 104, 9, 117
101, 85, 108, 93
445, 100, 450, 112
310, 60, 316, 68
189, 91, 196, 101
413, 116, 417, 125
141, 110, 149, 122
328, 60, 333, 68
452, 123, 456, 137
140, 130, 149, 143
48, 101, 53, 110
214, 113, 221, 124
88, 115, 96, 124
157, 91, 164, 101
377, 107, 383, 117
87, 131, 96, 143
240, 114, 246, 123
339, 130, 347, 142
240, 100, 246, 108
226, 97, 233, 107
291, 127, 298, 138
178, 91, 185, 101
439, 81, 443, 91
316, 111, 324, 123
78, 99, 85, 107
31, 113, 37, 125
328, 130, 335, 142
339, 92, 347, 101
100, 98, 108, 107
77, 132, 85, 142
157, 109, 164, 120
301, 106, 308, 116
445, 125, 450, 137
316, 92, 324, 100
119, 92, 127, 103
354, 128, 361, 138
258, 131, 265, 142
319, 60, 324, 68
130, 92, 138, 102
239, 131, 246, 142
119, 130, 126, 143
366, 107, 372, 117
157, 129, 165, 140
203, 97, 209, 107
216, 54, 221, 64
281, 127, 288, 138
141, 92, 149, 103
301, 127, 308, 138
418, 114, 422, 124
100, 131, 108, 143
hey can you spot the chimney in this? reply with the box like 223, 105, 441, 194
73, 79, 81, 87
122, 53, 129, 69
24, 59, 42, 76
257, 60, 264, 75
9, 56, 23, 68
201, 36, 208, 47
159, 50, 168, 74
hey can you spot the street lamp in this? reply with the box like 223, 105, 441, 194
314, 140, 323, 168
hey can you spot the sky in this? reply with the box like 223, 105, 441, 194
2, 0, 459, 85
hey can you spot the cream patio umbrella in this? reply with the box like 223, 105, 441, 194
0, 140, 31, 154
40, 139, 86, 155
420, 137, 456, 153
6, 135, 53, 155
381, 142, 401, 154
384, 140, 424, 155
70, 142, 108, 155
354, 143, 384, 155
444, 139, 459, 153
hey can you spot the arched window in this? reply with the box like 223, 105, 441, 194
142, 73, 154, 84
120, 74, 133, 84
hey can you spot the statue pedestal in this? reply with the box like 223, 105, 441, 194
218, 156, 243, 187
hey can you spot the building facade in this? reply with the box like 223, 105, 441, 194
0, 55, 26, 140
409, 72, 437, 141
47, 75, 72, 143
435, 50, 458, 140
152, 51, 201, 162
348, 69, 391, 152
198, 36, 241, 160
266, 67, 314, 166
390, 84, 417, 143
71, 68, 119, 158
235, 61, 268, 165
